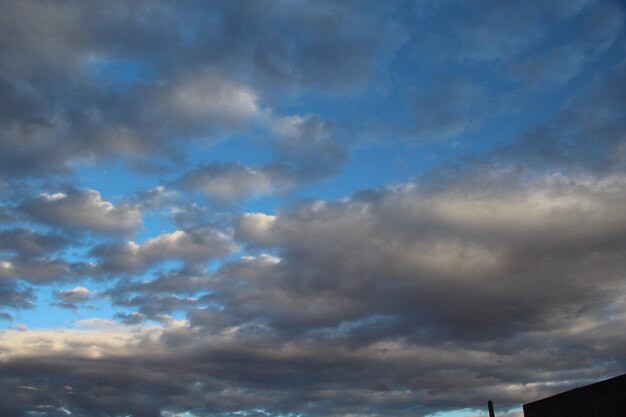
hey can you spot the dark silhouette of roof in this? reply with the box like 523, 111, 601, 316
523, 373, 626, 417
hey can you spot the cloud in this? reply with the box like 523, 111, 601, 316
235, 213, 277, 245
224, 173, 626, 339
0, 280, 35, 309
409, 80, 490, 141
114, 269, 212, 295
493, 58, 626, 173
177, 163, 286, 202
0, 0, 402, 181
175, 114, 347, 202
162, 71, 261, 130
19, 188, 141, 235
0, 1, 624, 416
0, 258, 87, 284
269, 114, 347, 182
0, 228, 68, 258
114, 311, 148, 325
90, 228, 239, 274
414, 0, 623, 89
0, 306, 622, 417
0, 229, 90, 284
508, 1, 623, 87
53, 287, 96, 310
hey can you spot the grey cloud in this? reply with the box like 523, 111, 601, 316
269, 114, 347, 182
113, 294, 201, 320
506, 1, 624, 87
52, 287, 96, 310
90, 228, 238, 274
418, 0, 624, 88
0, 280, 35, 309
170, 202, 219, 229
0, 0, 402, 181
117, 269, 211, 294
131, 186, 234, 229
0, 258, 86, 284
132, 186, 178, 211
194, 0, 406, 91
495, 58, 626, 173
0, 228, 68, 258
19, 187, 141, 235
156, 71, 261, 132
235, 213, 277, 246
226, 173, 626, 340
105, 269, 213, 320
114, 311, 148, 325
176, 114, 347, 202
0, 206, 14, 222
1, 1, 625, 416
177, 163, 290, 203
409, 80, 490, 141
0, 316, 621, 417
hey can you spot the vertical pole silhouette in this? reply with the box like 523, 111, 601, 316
488, 400, 495, 417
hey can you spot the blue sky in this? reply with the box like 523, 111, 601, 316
0, 1, 625, 416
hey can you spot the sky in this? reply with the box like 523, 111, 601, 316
0, 1, 625, 416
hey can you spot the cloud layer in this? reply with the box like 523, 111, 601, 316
0, 0, 624, 416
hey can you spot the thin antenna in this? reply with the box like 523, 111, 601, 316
488, 400, 495, 417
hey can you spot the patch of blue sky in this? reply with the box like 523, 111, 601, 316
87, 57, 154, 88
7, 285, 106, 330
141, 259, 185, 276
241, 194, 282, 216
426, 409, 484, 417
136, 211, 177, 241
14, 258, 195, 330
280, 140, 456, 205
72, 161, 157, 204
426, 407, 523, 417
186, 132, 274, 168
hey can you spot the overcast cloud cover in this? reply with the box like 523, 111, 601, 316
0, 1, 625, 416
